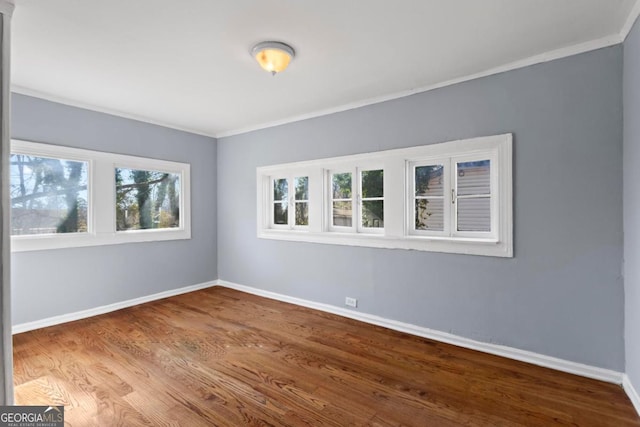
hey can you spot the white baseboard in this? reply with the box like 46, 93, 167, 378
216, 279, 624, 385
11, 278, 627, 390
12, 280, 217, 334
624, 374, 640, 416
9, 277, 636, 414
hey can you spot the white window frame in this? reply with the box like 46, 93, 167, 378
11, 139, 191, 252
326, 166, 385, 235
292, 175, 310, 230
358, 167, 385, 234
256, 133, 512, 257
328, 168, 356, 233
407, 152, 498, 240
408, 157, 450, 238
270, 175, 291, 230
451, 153, 497, 239
268, 173, 310, 230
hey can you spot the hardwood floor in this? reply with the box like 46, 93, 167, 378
13, 287, 640, 426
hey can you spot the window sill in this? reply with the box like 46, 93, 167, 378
11, 229, 191, 252
258, 229, 512, 257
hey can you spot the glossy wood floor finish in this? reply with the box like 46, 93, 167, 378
13, 287, 640, 426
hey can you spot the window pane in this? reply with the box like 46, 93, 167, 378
295, 202, 308, 226
273, 178, 288, 201
274, 203, 288, 225
116, 168, 181, 231
457, 197, 490, 232
415, 165, 444, 196
415, 199, 444, 231
333, 201, 352, 227
361, 169, 383, 198
294, 176, 308, 200
332, 172, 352, 199
362, 200, 384, 228
10, 154, 88, 235
457, 160, 490, 196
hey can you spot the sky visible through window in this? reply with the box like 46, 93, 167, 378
10, 154, 88, 235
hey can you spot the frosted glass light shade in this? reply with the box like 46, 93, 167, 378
251, 41, 295, 75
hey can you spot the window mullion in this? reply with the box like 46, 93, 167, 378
356, 167, 361, 232
445, 157, 453, 237
308, 168, 323, 233
289, 175, 295, 229
93, 158, 114, 235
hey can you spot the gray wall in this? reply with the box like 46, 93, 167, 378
624, 17, 640, 390
218, 46, 624, 370
11, 94, 217, 325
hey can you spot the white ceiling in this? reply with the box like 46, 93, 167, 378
10, 0, 640, 138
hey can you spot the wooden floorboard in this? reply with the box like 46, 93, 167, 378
13, 287, 640, 426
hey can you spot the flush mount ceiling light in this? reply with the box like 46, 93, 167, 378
251, 41, 295, 75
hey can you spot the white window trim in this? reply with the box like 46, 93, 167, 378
292, 176, 310, 230
268, 171, 311, 230
358, 166, 385, 235
257, 134, 512, 257
270, 176, 291, 230
407, 152, 498, 240
11, 139, 191, 252
327, 168, 356, 233
407, 157, 451, 238
326, 165, 385, 235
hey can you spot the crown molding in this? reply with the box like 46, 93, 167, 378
621, 0, 640, 41
216, 33, 622, 138
13, 28, 627, 140
11, 85, 217, 139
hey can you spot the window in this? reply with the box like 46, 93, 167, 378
360, 169, 384, 230
327, 168, 384, 233
11, 140, 191, 252
294, 176, 309, 226
272, 177, 288, 226
455, 159, 491, 233
331, 171, 353, 229
409, 156, 495, 239
269, 175, 309, 229
256, 133, 512, 257
10, 154, 89, 235
413, 163, 445, 233
115, 168, 181, 231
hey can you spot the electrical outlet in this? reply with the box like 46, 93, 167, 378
345, 297, 357, 308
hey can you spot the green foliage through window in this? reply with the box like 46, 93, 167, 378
294, 177, 309, 226
332, 172, 352, 227
361, 169, 384, 228
116, 168, 180, 231
273, 178, 289, 225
